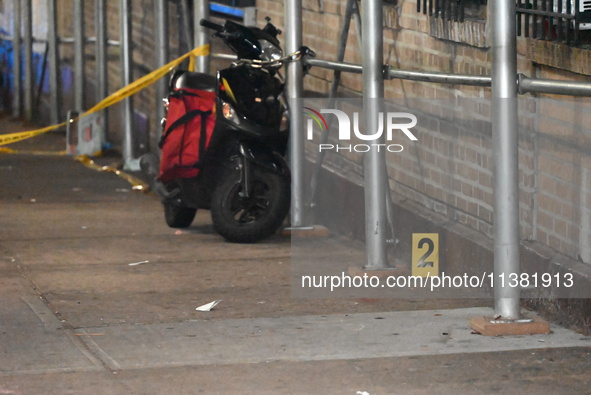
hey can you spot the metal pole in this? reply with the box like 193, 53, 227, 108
491, 0, 521, 319
285, 0, 305, 227
120, 0, 136, 166
95, 0, 108, 135
518, 74, 591, 96
304, 58, 363, 74
351, 0, 362, 45
305, 58, 494, 85
309, 0, 356, 215
212, 53, 236, 61
387, 68, 492, 86
194, 0, 211, 74
306, 58, 591, 95
243, 7, 256, 26
12, 0, 22, 119
155, 0, 169, 128
23, 0, 33, 122
74, 0, 85, 112
47, 0, 60, 125
180, 0, 193, 52
361, 0, 388, 269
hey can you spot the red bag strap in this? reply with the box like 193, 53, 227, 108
158, 109, 210, 149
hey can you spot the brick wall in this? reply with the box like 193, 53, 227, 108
255, 0, 591, 269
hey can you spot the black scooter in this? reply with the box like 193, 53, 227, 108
141, 18, 313, 243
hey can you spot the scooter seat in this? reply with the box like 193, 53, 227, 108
172, 71, 217, 92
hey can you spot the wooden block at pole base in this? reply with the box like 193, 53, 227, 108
348, 263, 411, 278
282, 225, 330, 238
470, 316, 551, 336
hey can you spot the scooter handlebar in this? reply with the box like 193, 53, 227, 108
200, 19, 224, 32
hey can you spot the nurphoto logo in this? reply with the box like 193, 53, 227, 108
303, 107, 418, 153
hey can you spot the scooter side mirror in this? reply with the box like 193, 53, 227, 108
263, 17, 281, 38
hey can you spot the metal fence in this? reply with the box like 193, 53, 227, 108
416, 0, 487, 22
516, 0, 591, 44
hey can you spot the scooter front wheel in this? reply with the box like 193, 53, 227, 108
163, 201, 197, 228
211, 166, 290, 243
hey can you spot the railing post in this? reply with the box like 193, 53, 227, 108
491, 0, 521, 319
120, 0, 136, 168
194, 0, 211, 74
74, 0, 85, 112
95, 0, 109, 138
285, 0, 305, 227
155, 0, 169, 128
361, 0, 388, 269
23, 0, 33, 122
47, 0, 60, 126
12, 0, 22, 119
308, 0, 360, 214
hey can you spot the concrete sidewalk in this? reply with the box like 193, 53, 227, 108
1, 118, 590, 394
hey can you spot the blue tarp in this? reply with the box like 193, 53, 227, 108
0, 29, 63, 110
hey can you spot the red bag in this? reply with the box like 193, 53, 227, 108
158, 88, 216, 182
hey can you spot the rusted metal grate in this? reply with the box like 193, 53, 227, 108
416, 0, 487, 22
516, 0, 591, 44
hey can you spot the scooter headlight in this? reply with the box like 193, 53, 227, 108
222, 100, 240, 125
258, 39, 283, 62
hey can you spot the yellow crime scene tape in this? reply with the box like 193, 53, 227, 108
0, 44, 209, 147
0, 146, 67, 155
74, 154, 149, 191
0, 44, 209, 191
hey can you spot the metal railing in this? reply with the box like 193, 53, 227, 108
416, 0, 487, 22
516, 0, 591, 44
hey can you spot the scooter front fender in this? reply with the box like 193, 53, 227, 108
236, 142, 290, 199
237, 142, 290, 177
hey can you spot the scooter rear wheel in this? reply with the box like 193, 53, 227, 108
164, 202, 197, 228
211, 166, 290, 243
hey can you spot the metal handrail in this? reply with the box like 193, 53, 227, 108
304, 57, 591, 96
